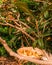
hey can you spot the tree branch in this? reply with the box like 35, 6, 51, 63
0, 37, 52, 65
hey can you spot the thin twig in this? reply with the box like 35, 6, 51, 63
23, 35, 30, 46
42, 50, 49, 59
0, 22, 35, 41
0, 18, 38, 38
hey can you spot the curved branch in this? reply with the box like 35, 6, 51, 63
0, 37, 52, 65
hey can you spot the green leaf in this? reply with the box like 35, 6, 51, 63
38, 38, 44, 49
42, 22, 50, 32
0, 0, 2, 4
32, 40, 38, 48
21, 0, 30, 2
44, 11, 49, 19
13, 1, 34, 18
43, 33, 52, 37
26, 28, 33, 34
